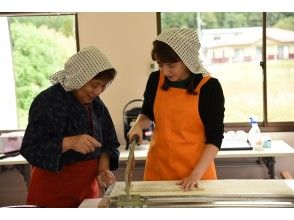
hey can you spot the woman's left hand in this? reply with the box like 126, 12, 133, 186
177, 173, 200, 191
97, 170, 116, 189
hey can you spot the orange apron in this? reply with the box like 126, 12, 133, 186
144, 72, 217, 181
27, 159, 100, 208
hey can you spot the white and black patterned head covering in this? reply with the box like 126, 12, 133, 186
49, 46, 116, 91
156, 27, 209, 76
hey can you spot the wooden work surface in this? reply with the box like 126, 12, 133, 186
109, 180, 294, 198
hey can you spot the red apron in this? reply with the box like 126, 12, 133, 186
144, 72, 217, 180
27, 159, 101, 207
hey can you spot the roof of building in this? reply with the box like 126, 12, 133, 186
201, 27, 294, 48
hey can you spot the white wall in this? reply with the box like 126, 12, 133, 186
77, 12, 157, 145
0, 17, 18, 129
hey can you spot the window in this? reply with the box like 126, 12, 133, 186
267, 13, 294, 123
160, 12, 294, 131
0, 13, 77, 130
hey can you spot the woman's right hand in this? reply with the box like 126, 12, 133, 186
62, 134, 101, 154
127, 114, 152, 145
127, 124, 143, 145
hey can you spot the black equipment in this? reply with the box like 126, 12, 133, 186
123, 99, 153, 150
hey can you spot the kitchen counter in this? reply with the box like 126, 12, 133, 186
2, 140, 293, 184
119, 140, 294, 161
118, 140, 294, 179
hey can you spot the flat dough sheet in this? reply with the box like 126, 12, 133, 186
109, 180, 294, 198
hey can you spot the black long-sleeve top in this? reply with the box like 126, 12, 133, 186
20, 83, 120, 172
141, 71, 225, 149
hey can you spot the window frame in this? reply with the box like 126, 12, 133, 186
0, 12, 79, 133
0, 12, 80, 50
157, 12, 294, 132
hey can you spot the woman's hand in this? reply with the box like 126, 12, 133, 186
62, 134, 101, 153
177, 173, 201, 191
127, 114, 152, 145
97, 170, 116, 189
177, 144, 219, 191
127, 124, 143, 145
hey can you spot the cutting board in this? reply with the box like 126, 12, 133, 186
109, 180, 294, 198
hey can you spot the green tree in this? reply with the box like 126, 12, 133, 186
267, 13, 281, 26
10, 22, 76, 127
161, 12, 292, 30
222, 13, 251, 28
201, 13, 219, 29
161, 12, 264, 29
274, 16, 294, 31
9, 15, 75, 37
161, 13, 197, 30
244, 13, 262, 27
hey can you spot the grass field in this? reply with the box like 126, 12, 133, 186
208, 59, 294, 123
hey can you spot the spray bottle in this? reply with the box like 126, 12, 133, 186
248, 117, 263, 151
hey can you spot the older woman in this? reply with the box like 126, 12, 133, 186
20, 46, 120, 207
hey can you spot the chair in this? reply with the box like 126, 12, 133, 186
280, 170, 293, 179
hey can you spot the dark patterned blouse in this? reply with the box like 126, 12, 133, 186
20, 83, 120, 172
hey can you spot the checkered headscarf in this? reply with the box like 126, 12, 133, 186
49, 46, 116, 91
156, 27, 209, 76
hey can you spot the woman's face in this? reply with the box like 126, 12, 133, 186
157, 61, 190, 81
73, 78, 109, 104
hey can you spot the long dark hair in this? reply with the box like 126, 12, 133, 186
151, 40, 197, 95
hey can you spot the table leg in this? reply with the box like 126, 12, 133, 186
262, 157, 276, 179
15, 164, 31, 188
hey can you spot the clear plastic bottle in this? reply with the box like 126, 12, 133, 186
248, 117, 263, 151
